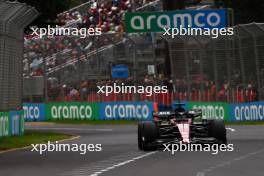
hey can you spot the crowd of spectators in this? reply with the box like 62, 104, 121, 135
173, 77, 257, 102
46, 74, 171, 101
23, 0, 259, 104
23, 0, 158, 77
45, 74, 257, 104
23, 35, 116, 77
57, 0, 156, 31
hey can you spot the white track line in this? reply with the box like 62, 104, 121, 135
226, 128, 236, 132
26, 127, 113, 131
89, 151, 157, 176
196, 148, 264, 176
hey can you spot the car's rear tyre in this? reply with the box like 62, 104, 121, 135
138, 122, 144, 150
209, 119, 227, 144
137, 121, 157, 151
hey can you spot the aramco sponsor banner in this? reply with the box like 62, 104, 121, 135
23, 103, 45, 121
0, 112, 10, 137
0, 111, 24, 137
45, 102, 99, 120
99, 101, 154, 120
125, 9, 226, 33
187, 102, 228, 120
229, 101, 264, 121
10, 111, 24, 136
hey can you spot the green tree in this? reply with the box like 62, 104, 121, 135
19, 0, 84, 27
214, 0, 264, 24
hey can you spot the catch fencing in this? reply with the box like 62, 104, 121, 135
0, 1, 38, 111
41, 23, 264, 104
0, 0, 38, 137
22, 0, 264, 104
23, 32, 164, 102
23, 0, 163, 103
163, 23, 264, 103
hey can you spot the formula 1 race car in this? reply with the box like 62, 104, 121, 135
138, 103, 227, 151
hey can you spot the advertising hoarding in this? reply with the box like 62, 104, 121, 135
125, 9, 226, 33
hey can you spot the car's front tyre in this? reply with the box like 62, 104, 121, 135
138, 121, 157, 151
208, 119, 227, 144
138, 122, 144, 150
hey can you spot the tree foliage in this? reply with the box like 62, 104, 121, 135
19, 0, 264, 27
19, 0, 84, 27
215, 0, 264, 25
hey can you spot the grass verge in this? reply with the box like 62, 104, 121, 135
48, 119, 140, 125
225, 121, 264, 125
0, 131, 72, 151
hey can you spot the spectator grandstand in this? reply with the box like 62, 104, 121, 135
23, 0, 160, 77
42, 75, 257, 104
23, 0, 261, 104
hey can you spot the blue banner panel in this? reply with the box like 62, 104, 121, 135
111, 65, 129, 79
229, 101, 264, 121
23, 103, 46, 121
171, 101, 188, 110
9, 111, 24, 136
99, 101, 154, 120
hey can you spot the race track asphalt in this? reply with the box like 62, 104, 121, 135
0, 124, 263, 176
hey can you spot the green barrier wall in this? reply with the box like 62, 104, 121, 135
45, 102, 99, 120
187, 101, 229, 121
23, 101, 264, 122
0, 112, 9, 137
0, 111, 24, 137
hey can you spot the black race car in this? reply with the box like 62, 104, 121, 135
138, 103, 227, 151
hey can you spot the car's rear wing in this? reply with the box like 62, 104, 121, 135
153, 111, 175, 117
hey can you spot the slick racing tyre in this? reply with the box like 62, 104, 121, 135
209, 119, 227, 144
138, 122, 144, 150
138, 121, 157, 151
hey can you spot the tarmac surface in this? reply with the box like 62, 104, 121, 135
0, 124, 264, 176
